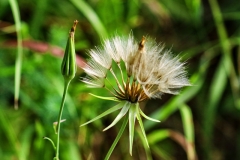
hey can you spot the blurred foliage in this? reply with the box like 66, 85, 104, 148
0, 0, 240, 160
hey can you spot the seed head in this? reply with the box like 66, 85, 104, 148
80, 33, 191, 156
81, 34, 190, 102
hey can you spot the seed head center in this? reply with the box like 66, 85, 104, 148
115, 78, 148, 103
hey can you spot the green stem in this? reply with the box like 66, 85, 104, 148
54, 80, 70, 160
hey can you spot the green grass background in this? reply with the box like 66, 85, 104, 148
0, 0, 240, 159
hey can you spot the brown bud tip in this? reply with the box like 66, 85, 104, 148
70, 20, 78, 33
70, 20, 78, 37
138, 36, 146, 51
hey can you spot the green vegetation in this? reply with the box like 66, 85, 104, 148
0, 0, 239, 159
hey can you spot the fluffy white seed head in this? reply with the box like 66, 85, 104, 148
81, 34, 191, 101
104, 39, 121, 63
82, 59, 108, 78
81, 76, 105, 88
88, 47, 112, 69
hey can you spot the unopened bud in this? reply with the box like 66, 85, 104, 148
61, 20, 78, 82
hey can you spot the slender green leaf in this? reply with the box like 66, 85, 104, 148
80, 101, 125, 127
180, 104, 194, 142
209, 0, 239, 108
103, 101, 130, 131
203, 57, 227, 158
139, 109, 160, 123
29, 0, 48, 38
180, 104, 196, 160
129, 103, 137, 155
89, 93, 120, 102
147, 130, 170, 144
9, 0, 23, 109
70, 0, 108, 38
136, 105, 149, 148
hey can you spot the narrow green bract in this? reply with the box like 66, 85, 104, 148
129, 103, 137, 155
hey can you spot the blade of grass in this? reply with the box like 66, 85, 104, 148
184, 0, 202, 25
9, 0, 23, 109
202, 57, 227, 159
209, 0, 240, 109
148, 129, 195, 160
203, 1, 240, 158
179, 104, 197, 160
70, 0, 108, 38
147, 129, 169, 144
29, 0, 48, 39
97, 0, 123, 33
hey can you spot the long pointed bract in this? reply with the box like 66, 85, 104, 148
80, 101, 125, 127
103, 101, 131, 131
140, 109, 161, 123
136, 104, 149, 148
129, 103, 137, 155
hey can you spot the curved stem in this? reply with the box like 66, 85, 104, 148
54, 80, 70, 160
43, 137, 56, 150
